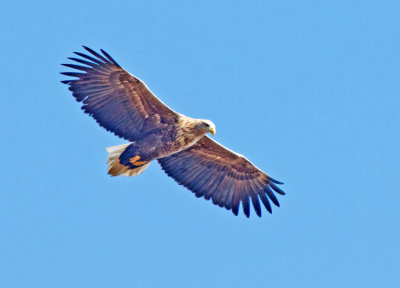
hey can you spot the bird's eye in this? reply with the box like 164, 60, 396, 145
205, 123, 210, 127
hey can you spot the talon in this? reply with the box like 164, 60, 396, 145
134, 161, 147, 166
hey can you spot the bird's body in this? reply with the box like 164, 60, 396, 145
108, 115, 214, 176
61, 46, 285, 217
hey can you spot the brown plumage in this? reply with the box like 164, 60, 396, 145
61, 46, 285, 217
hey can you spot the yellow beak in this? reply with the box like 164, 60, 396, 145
209, 127, 216, 136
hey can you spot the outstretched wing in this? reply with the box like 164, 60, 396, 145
158, 136, 285, 217
61, 46, 177, 141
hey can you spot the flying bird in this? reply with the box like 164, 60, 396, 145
61, 46, 285, 217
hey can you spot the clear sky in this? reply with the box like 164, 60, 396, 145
1, 1, 399, 287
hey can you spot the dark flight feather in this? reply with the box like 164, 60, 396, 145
61, 47, 177, 141
158, 136, 284, 217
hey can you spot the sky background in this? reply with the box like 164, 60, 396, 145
1, 1, 399, 287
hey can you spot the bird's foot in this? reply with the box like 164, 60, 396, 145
129, 155, 148, 166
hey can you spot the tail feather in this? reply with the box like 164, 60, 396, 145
106, 143, 151, 177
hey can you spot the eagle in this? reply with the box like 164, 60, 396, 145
61, 46, 285, 217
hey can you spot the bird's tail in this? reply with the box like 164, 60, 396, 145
106, 144, 151, 177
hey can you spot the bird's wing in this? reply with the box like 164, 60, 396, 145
61, 46, 178, 141
158, 136, 284, 217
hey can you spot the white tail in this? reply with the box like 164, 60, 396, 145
106, 144, 151, 177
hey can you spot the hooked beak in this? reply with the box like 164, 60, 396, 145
209, 127, 216, 136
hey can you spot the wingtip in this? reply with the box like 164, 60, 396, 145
269, 182, 285, 195
60, 72, 83, 77
82, 45, 94, 54
231, 208, 239, 216
269, 177, 284, 185
100, 48, 121, 67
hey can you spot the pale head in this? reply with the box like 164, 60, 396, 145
195, 119, 216, 136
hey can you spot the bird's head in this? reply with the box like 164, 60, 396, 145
199, 119, 216, 136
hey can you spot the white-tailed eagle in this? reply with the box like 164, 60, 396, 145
61, 46, 285, 217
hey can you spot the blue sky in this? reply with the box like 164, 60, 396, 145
1, 0, 399, 287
